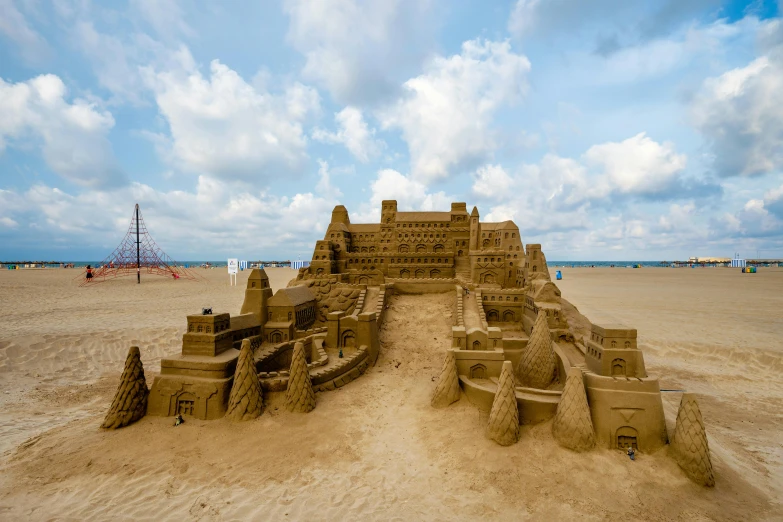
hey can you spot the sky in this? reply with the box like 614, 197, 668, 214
1, 0, 782, 262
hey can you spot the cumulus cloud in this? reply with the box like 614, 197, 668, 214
378, 39, 531, 184
351, 168, 454, 223
693, 51, 783, 177
312, 107, 384, 162
283, 0, 436, 105
0, 74, 124, 188
141, 48, 320, 182
0, 173, 344, 258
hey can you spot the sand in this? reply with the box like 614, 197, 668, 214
0, 266, 781, 520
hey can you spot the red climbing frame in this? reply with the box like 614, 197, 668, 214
78, 204, 202, 286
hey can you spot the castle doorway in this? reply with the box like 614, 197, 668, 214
612, 358, 627, 377
487, 310, 499, 321
616, 426, 638, 450
458, 250, 464, 256
430, 269, 440, 277
341, 330, 356, 348
503, 310, 515, 321
481, 272, 496, 284
270, 331, 282, 343
470, 364, 487, 379
358, 276, 369, 285
415, 269, 425, 278
177, 393, 195, 416
400, 269, 410, 278
472, 340, 481, 350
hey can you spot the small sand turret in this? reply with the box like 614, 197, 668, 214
518, 311, 557, 389
101, 346, 148, 429
670, 393, 715, 487
285, 341, 316, 413
431, 349, 460, 408
226, 339, 264, 421
487, 361, 519, 446
552, 367, 595, 451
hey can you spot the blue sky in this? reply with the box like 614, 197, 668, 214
1, 0, 782, 261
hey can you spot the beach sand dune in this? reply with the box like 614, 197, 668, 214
0, 267, 781, 519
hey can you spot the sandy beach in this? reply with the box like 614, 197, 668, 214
0, 266, 781, 520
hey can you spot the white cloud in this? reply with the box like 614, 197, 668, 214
583, 132, 687, 195
0, 175, 343, 257
692, 49, 783, 177
0, 0, 51, 64
283, 0, 436, 105
378, 39, 531, 184
312, 107, 383, 162
130, 0, 194, 40
0, 74, 124, 188
141, 48, 320, 182
471, 164, 514, 200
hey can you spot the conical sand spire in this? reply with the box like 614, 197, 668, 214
432, 349, 460, 408
518, 311, 557, 389
286, 342, 316, 413
226, 339, 264, 421
101, 346, 148, 429
552, 368, 595, 451
487, 361, 519, 446
670, 393, 715, 487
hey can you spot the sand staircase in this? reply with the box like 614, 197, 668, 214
454, 257, 471, 283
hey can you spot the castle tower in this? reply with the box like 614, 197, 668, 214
470, 206, 480, 251
331, 205, 350, 225
381, 200, 397, 225
240, 268, 273, 325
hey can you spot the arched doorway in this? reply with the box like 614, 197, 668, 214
270, 331, 282, 343
341, 330, 356, 348
481, 272, 496, 284
470, 364, 487, 379
503, 310, 515, 322
415, 269, 425, 278
487, 309, 499, 321
616, 426, 638, 450
458, 250, 464, 256
400, 269, 410, 278
430, 269, 441, 277
416, 244, 426, 253
612, 358, 627, 377
358, 276, 369, 285
472, 340, 481, 350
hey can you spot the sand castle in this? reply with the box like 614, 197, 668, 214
106, 200, 713, 486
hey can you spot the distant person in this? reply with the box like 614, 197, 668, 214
627, 446, 635, 461
85, 265, 93, 280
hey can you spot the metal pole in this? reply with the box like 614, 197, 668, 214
136, 204, 140, 284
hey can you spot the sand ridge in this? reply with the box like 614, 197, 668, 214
0, 267, 780, 519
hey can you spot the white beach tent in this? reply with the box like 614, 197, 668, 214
731, 258, 746, 268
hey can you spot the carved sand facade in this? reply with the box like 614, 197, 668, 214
107, 200, 711, 486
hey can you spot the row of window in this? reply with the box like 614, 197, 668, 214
482, 295, 521, 302
481, 232, 517, 239
188, 322, 229, 333
397, 223, 450, 228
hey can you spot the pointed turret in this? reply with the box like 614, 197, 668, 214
517, 311, 557, 389
240, 268, 272, 324
670, 393, 715, 487
470, 206, 479, 217
487, 361, 519, 446
431, 349, 460, 408
552, 368, 595, 451
286, 342, 316, 413
101, 346, 148, 429
226, 339, 264, 421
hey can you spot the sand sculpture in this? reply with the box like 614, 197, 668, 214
517, 310, 557, 389
226, 339, 264, 421
431, 349, 461, 408
670, 394, 715, 487
101, 346, 148, 429
108, 200, 710, 484
487, 361, 519, 446
285, 342, 316, 413
551, 368, 595, 451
